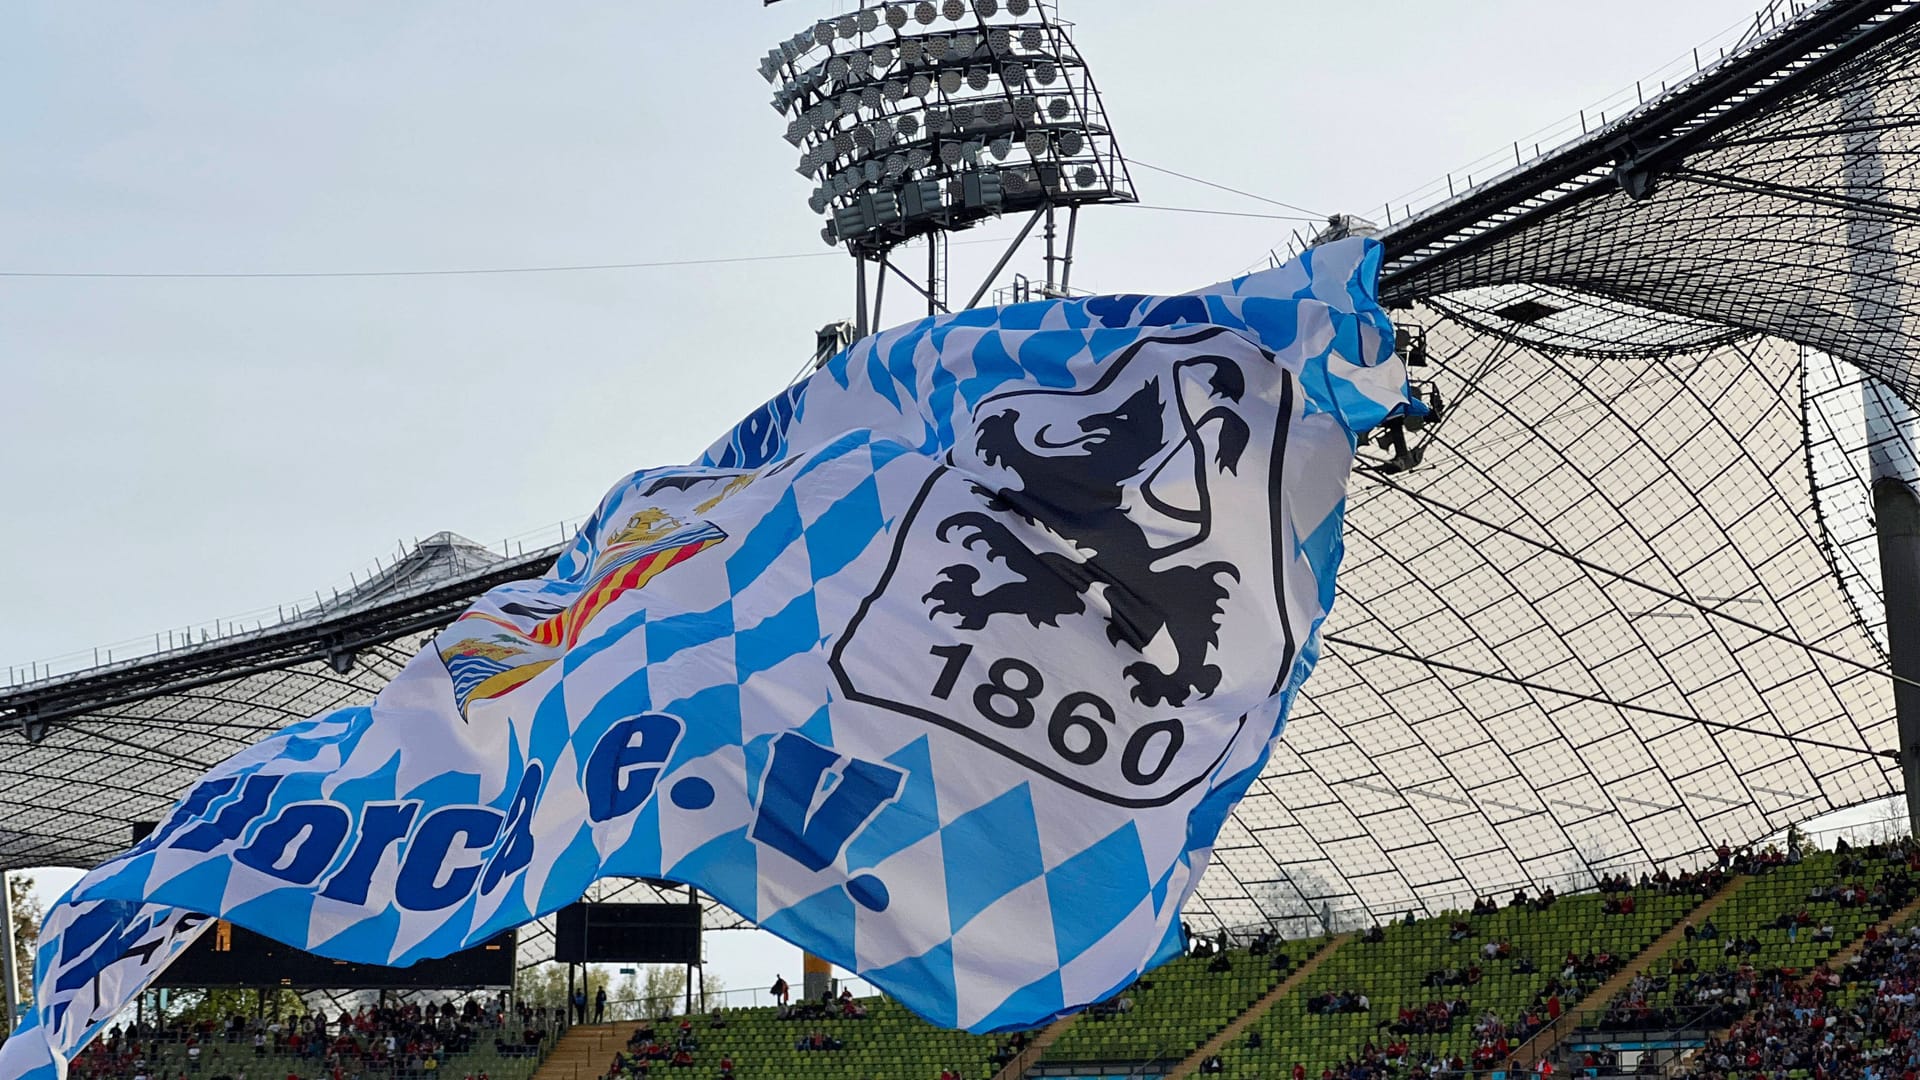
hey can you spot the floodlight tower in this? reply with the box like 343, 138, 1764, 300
758, 0, 1136, 333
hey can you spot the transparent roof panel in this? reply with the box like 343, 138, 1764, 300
1171, 316, 1899, 936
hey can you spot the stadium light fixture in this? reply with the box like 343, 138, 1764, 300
759, 0, 1135, 264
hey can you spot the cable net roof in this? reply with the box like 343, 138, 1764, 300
1380, 1, 1920, 407
0, 533, 525, 871
1165, 0, 1920, 933
5, 0, 1919, 954
1182, 317, 1898, 935
0, 532, 754, 955
1803, 346, 1920, 654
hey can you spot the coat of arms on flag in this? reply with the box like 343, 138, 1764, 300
438, 508, 728, 718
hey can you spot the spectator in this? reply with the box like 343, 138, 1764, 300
770, 976, 790, 1006
595, 988, 607, 1025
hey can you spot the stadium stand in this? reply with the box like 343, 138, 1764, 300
590, 995, 1007, 1080
1584, 843, 1920, 1040
1648, 880, 1920, 1079
1217, 874, 1724, 1079
1162, 935, 1351, 1080
67, 1002, 563, 1080
57, 843, 1920, 1080
1039, 934, 1333, 1069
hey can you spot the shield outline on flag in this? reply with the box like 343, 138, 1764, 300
830, 327, 1299, 808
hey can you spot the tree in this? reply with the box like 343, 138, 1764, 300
696, 972, 725, 1013
1249, 866, 1345, 937
598, 968, 641, 1022
4, 874, 41, 1038
515, 962, 570, 1012
640, 966, 686, 1018
164, 988, 304, 1025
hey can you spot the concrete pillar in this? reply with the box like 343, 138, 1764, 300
1845, 82, 1920, 837
0, 872, 18, 1032
801, 952, 832, 1002
1875, 479, 1920, 836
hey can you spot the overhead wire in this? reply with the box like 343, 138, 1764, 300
1127, 204, 1321, 222
0, 198, 1318, 281
0, 233, 1023, 281
1129, 159, 1326, 219
0, 251, 844, 280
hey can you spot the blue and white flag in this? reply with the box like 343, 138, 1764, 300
1, 238, 1407, 1079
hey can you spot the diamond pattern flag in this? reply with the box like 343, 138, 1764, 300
1, 238, 1409, 1080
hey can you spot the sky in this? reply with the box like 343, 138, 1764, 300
1, 0, 1779, 999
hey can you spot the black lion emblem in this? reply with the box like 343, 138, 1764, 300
923, 348, 1254, 708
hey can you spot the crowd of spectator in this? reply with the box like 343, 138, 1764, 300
1293, 867, 1656, 1079
1304, 990, 1370, 1017
1589, 837, 1920, 1040
984, 1031, 1029, 1067
605, 1013, 724, 1080
67, 998, 554, 1080
1675, 958, 1862, 1078
776, 987, 869, 1022
1652, 842, 1920, 1076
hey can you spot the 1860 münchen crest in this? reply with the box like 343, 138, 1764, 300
832, 326, 1299, 808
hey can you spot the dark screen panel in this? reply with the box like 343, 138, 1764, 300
552, 902, 701, 964
155, 922, 515, 989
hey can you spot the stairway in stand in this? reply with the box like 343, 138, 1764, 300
1511, 876, 1749, 1069
1667, 889, 1920, 1075
988, 1013, 1082, 1080
533, 1024, 626, 1080
1823, 891, 1920, 969
1161, 934, 1352, 1080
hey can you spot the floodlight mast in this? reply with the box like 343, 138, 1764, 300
759, 0, 1136, 331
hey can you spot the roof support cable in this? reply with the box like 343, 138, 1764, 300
1356, 470, 1920, 693
1323, 634, 1896, 761
1672, 165, 1920, 225
1404, 325, 1525, 463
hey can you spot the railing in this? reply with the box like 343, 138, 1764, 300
1554, 1008, 1724, 1078
580, 977, 885, 1023
1197, 864, 1725, 949
1028, 1043, 1176, 1078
